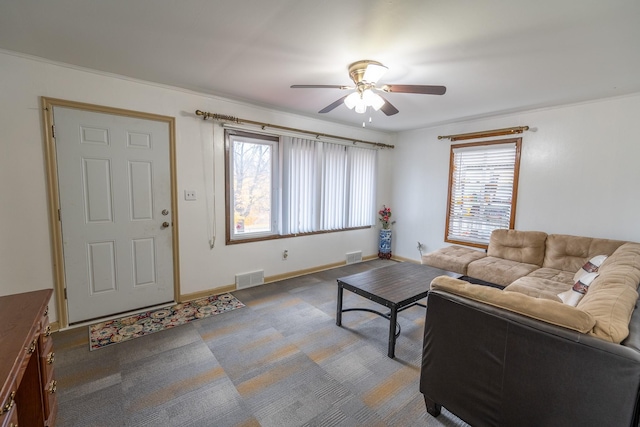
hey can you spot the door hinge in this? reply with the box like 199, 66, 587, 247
58, 209, 61, 221
51, 124, 56, 138
64, 288, 67, 300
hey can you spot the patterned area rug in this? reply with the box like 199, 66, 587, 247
89, 293, 244, 350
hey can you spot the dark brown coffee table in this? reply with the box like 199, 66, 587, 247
336, 262, 460, 358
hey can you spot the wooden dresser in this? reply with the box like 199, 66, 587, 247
0, 289, 57, 427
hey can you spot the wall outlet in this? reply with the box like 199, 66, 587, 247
184, 190, 197, 201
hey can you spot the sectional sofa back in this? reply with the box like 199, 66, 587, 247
542, 234, 626, 272
487, 229, 547, 266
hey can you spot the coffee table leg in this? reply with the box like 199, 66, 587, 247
336, 283, 343, 326
388, 307, 398, 358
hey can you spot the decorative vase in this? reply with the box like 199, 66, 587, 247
378, 228, 392, 259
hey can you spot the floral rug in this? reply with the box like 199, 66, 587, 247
89, 293, 244, 350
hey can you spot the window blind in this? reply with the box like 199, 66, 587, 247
446, 140, 520, 246
347, 146, 377, 228
320, 142, 347, 230
282, 137, 376, 234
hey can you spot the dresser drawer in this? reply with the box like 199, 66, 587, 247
0, 390, 18, 427
39, 338, 56, 382
39, 315, 53, 348
42, 374, 57, 423
0, 404, 18, 427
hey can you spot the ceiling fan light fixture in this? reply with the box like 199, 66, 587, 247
344, 91, 361, 109
354, 103, 367, 114
364, 90, 385, 111
362, 63, 388, 83
292, 59, 446, 117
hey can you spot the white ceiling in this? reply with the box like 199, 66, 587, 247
1, 0, 639, 132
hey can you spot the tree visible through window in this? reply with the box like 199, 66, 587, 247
445, 138, 521, 248
228, 132, 278, 238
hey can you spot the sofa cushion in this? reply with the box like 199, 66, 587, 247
421, 245, 486, 275
506, 276, 569, 301
598, 242, 640, 289
575, 242, 640, 343
542, 234, 625, 273
504, 284, 562, 302
431, 275, 596, 333
525, 268, 575, 286
487, 229, 547, 266
578, 281, 638, 343
558, 272, 599, 307
574, 254, 607, 282
467, 257, 540, 287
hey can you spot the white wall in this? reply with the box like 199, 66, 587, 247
391, 93, 640, 261
0, 51, 394, 323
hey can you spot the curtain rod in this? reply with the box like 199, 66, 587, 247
194, 110, 394, 149
438, 126, 530, 141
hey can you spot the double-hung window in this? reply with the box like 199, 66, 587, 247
226, 130, 377, 243
445, 138, 522, 248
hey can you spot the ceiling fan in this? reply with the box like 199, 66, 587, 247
291, 60, 446, 116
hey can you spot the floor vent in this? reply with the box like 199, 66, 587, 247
235, 270, 264, 289
346, 251, 363, 264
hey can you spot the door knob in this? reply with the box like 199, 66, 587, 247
162, 222, 170, 228
162, 209, 169, 216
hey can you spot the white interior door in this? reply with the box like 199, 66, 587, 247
54, 106, 175, 323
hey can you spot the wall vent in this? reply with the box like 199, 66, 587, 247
235, 270, 264, 289
346, 251, 363, 265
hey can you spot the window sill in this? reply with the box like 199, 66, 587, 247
226, 225, 372, 245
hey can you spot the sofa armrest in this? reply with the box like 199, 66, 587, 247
431, 276, 595, 333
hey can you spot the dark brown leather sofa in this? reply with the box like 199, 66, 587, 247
420, 286, 640, 427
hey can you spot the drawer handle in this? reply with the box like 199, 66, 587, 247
1, 390, 16, 415
44, 325, 52, 337
47, 380, 57, 394
46, 352, 55, 365
26, 338, 37, 355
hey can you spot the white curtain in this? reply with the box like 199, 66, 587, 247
283, 136, 376, 234
283, 137, 318, 234
320, 142, 347, 230
347, 145, 377, 227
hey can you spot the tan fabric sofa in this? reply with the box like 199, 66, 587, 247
422, 229, 640, 343
420, 229, 640, 426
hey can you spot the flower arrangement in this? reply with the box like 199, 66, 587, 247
378, 205, 395, 229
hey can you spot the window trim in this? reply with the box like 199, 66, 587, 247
444, 137, 522, 249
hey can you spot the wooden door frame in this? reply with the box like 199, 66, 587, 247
41, 97, 181, 328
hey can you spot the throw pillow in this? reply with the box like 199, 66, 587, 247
573, 255, 608, 282
559, 272, 599, 307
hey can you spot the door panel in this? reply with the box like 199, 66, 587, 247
54, 106, 175, 323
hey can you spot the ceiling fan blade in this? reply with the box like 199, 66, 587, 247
380, 84, 446, 95
319, 95, 349, 113
378, 95, 399, 116
291, 85, 351, 90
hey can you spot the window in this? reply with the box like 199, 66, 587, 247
445, 138, 521, 248
227, 131, 278, 239
226, 130, 377, 243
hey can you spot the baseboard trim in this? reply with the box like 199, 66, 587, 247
391, 255, 421, 264
179, 255, 381, 300
180, 284, 237, 303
